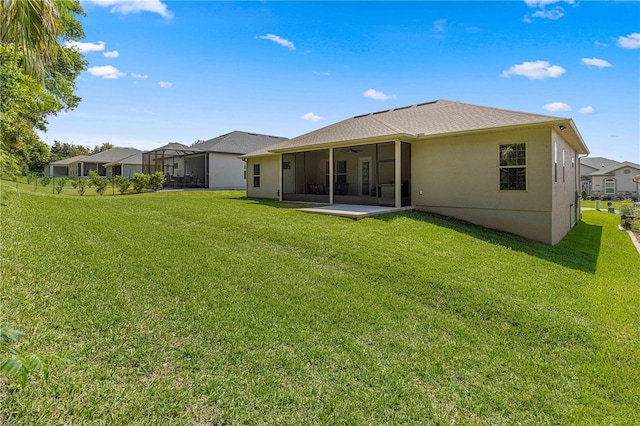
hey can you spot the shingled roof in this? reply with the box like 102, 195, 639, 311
83, 147, 142, 163
104, 152, 143, 167
48, 155, 89, 165
195, 131, 288, 155
581, 157, 640, 176
243, 99, 588, 157
580, 157, 640, 176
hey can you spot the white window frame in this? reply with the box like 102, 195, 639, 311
604, 179, 615, 195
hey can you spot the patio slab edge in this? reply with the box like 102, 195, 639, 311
298, 205, 414, 220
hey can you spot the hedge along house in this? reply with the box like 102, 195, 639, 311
242, 100, 590, 245
142, 142, 204, 188
142, 132, 288, 190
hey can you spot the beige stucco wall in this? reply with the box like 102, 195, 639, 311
209, 153, 246, 190
550, 129, 580, 245
590, 167, 640, 195
246, 155, 281, 199
411, 126, 562, 244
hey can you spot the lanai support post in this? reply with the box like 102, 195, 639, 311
329, 148, 334, 205
394, 139, 402, 208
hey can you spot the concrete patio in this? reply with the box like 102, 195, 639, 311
298, 204, 414, 220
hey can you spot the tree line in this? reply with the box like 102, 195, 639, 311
22, 140, 115, 173
0, 0, 87, 176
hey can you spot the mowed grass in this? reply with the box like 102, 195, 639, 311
581, 199, 635, 210
1, 184, 639, 424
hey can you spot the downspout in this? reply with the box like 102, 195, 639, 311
243, 158, 247, 195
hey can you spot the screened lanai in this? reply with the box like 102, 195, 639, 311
281, 141, 411, 207
142, 143, 208, 189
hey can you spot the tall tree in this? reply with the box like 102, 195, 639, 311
0, 0, 86, 175
90, 142, 114, 155
14, 134, 50, 172
49, 140, 89, 162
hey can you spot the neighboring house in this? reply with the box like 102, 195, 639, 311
46, 147, 142, 177
142, 131, 287, 190
241, 99, 589, 245
79, 147, 142, 176
45, 155, 89, 176
580, 156, 640, 199
104, 152, 143, 178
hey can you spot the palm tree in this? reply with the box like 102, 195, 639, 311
0, 0, 63, 80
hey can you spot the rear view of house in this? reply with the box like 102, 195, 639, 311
242, 100, 589, 245
45, 147, 142, 177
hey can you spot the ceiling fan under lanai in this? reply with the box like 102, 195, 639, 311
340, 147, 363, 153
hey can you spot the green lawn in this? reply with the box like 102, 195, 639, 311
581, 199, 635, 210
1, 184, 639, 424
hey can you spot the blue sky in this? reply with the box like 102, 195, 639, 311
44, 0, 639, 162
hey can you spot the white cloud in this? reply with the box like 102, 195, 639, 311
617, 32, 640, 50
103, 50, 119, 58
500, 60, 566, 79
531, 8, 564, 20
84, 0, 172, 19
314, 71, 330, 76
579, 106, 595, 114
363, 89, 392, 100
432, 19, 447, 35
258, 34, 296, 51
301, 112, 323, 122
87, 65, 126, 79
594, 40, 608, 48
64, 40, 105, 53
158, 81, 173, 88
581, 57, 613, 68
543, 102, 571, 112
131, 72, 148, 79
523, 0, 574, 23
524, 0, 574, 6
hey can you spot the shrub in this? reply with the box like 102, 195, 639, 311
39, 175, 51, 187
70, 177, 79, 189
26, 173, 36, 184
130, 173, 149, 193
76, 179, 87, 196
114, 176, 130, 195
87, 170, 98, 188
581, 190, 587, 200
94, 178, 109, 196
148, 171, 166, 191
54, 177, 68, 194
619, 201, 638, 230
